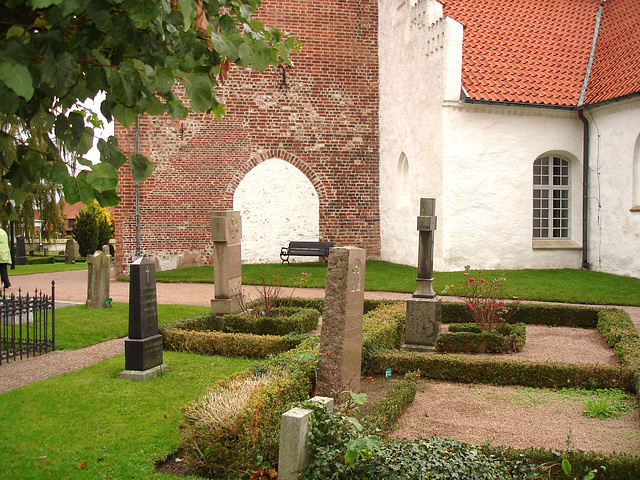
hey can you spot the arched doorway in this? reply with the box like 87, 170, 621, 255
233, 158, 320, 263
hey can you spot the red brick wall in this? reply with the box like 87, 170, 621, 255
114, 0, 380, 273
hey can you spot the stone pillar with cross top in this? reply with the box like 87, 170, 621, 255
210, 211, 245, 315
402, 198, 442, 350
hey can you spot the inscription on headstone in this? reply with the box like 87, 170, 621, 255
403, 198, 442, 350
121, 257, 166, 381
210, 211, 244, 315
316, 247, 366, 396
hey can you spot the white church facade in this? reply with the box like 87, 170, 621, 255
379, 0, 640, 278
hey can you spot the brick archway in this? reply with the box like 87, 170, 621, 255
225, 149, 326, 204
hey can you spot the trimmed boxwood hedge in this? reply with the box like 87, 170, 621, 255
220, 307, 320, 335
442, 301, 600, 328
435, 322, 526, 353
366, 350, 634, 391
163, 329, 308, 359
481, 444, 640, 480
26, 256, 56, 265
363, 372, 419, 436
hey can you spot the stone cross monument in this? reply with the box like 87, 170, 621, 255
210, 211, 244, 315
121, 257, 167, 381
403, 198, 442, 350
316, 247, 366, 396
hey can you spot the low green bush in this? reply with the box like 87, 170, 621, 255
442, 302, 599, 328
26, 256, 56, 265
180, 338, 317, 478
483, 444, 640, 480
302, 402, 512, 480
163, 328, 307, 358
221, 307, 320, 335
596, 308, 640, 401
361, 302, 406, 368
271, 297, 399, 315
159, 313, 218, 333
367, 351, 634, 391
435, 322, 526, 353
363, 372, 419, 436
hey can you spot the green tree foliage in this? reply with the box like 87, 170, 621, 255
0, 0, 300, 217
72, 201, 113, 257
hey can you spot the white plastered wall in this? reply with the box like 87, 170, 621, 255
441, 104, 584, 270
583, 98, 640, 278
233, 158, 319, 264
379, 0, 455, 269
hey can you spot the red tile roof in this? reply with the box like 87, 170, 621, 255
442, 0, 640, 107
584, 0, 640, 104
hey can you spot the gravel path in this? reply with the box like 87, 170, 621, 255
1, 270, 638, 395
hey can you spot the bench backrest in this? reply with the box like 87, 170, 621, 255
288, 241, 334, 254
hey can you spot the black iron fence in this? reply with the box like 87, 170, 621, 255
0, 281, 55, 365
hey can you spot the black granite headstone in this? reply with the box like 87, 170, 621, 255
124, 257, 162, 371
128, 257, 159, 339
16, 235, 26, 265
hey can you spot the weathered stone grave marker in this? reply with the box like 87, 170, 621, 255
210, 211, 244, 314
120, 257, 167, 381
403, 198, 442, 350
86, 249, 111, 309
278, 396, 334, 480
65, 238, 79, 264
316, 246, 366, 396
16, 235, 26, 266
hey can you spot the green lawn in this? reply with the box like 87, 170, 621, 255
9, 262, 87, 276
54, 303, 210, 350
151, 261, 640, 306
0, 352, 254, 480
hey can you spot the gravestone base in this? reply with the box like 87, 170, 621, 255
124, 334, 163, 371
120, 364, 168, 382
402, 297, 441, 350
211, 297, 244, 315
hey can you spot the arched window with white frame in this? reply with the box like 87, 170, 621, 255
533, 155, 570, 239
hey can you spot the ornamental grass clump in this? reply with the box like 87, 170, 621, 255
446, 266, 520, 332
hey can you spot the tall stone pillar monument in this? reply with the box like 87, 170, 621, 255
210, 211, 244, 314
316, 247, 366, 396
403, 198, 442, 350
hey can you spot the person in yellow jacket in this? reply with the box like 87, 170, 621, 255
0, 228, 11, 289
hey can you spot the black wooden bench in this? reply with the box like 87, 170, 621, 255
280, 241, 334, 264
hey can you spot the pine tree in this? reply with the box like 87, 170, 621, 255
72, 207, 98, 258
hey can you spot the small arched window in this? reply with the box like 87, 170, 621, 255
397, 153, 409, 206
633, 134, 640, 210
533, 156, 570, 239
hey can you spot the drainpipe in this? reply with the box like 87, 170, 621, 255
135, 116, 141, 258
578, 111, 590, 270
576, 2, 603, 270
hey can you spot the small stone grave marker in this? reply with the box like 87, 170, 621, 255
65, 239, 79, 264
16, 235, 26, 265
86, 249, 111, 309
